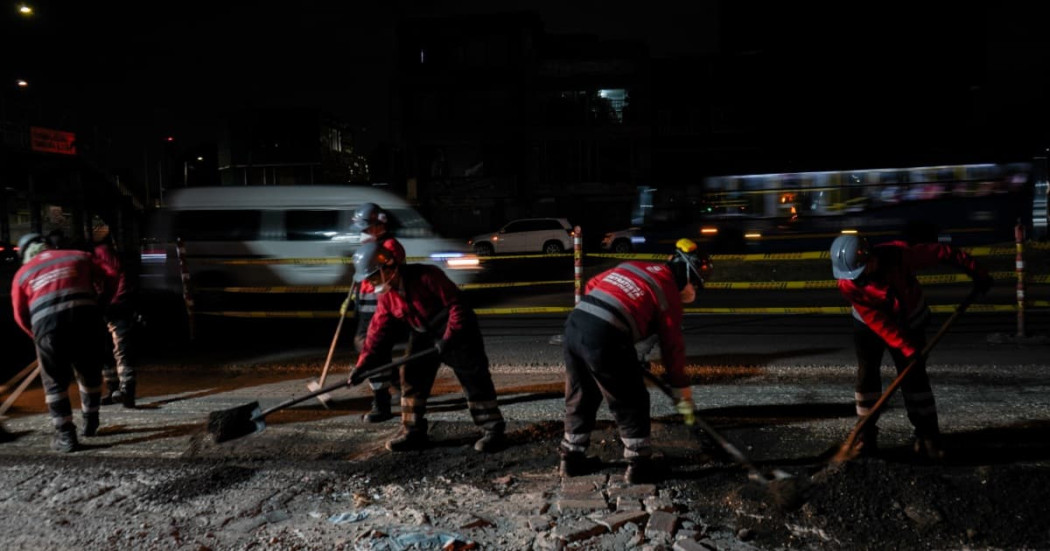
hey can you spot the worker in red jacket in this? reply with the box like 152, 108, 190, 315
561, 238, 708, 484
10, 233, 120, 452
349, 240, 506, 453
831, 234, 993, 460
93, 234, 138, 408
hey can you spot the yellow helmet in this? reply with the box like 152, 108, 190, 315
668, 238, 709, 289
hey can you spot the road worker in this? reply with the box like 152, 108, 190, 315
349, 240, 506, 453
94, 231, 139, 408
560, 238, 708, 484
830, 234, 994, 460
10, 233, 120, 452
347, 202, 406, 422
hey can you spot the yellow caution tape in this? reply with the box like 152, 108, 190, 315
194, 301, 1042, 318
704, 281, 836, 290
187, 240, 1044, 268
459, 280, 573, 290
474, 306, 574, 315
588, 253, 669, 261
196, 285, 353, 294
197, 311, 343, 319
477, 253, 573, 261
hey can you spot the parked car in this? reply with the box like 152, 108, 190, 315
468, 218, 574, 255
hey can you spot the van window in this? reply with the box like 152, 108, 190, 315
387, 208, 435, 238
286, 210, 341, 241
173, 210, 262, 241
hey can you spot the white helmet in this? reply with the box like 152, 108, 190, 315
830, 234, 870, 280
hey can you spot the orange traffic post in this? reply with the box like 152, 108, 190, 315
1015, 220, 1026, 338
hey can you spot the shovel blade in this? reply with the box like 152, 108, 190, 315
207, 401, 265, 443
306, 381, 332, 408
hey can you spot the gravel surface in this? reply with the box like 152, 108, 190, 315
1, 337, 1049, 549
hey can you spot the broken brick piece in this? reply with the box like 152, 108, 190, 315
645, 510, 679, 539
607, 484, 657, 501
552, 518, 608, 543
597, 510, 649, 532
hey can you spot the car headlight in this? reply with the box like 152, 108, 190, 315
431, 252, 480, 269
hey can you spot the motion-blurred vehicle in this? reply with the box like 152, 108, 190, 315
600, 227, 643, 253
468, 218, 574, 255
141, 185, 481, 292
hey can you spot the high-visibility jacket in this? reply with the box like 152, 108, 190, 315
92, 242, 129, 306
576, 261, 688, 388
837, 241, 986, 357
11, 249, 120, 337
356, 263, 471, 369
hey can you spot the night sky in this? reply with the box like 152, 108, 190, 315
4, 1, 1050, 170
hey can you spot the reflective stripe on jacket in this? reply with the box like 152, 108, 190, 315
575, 261, 688, 388
11, 249, 119, 337
837, 241, 986, 357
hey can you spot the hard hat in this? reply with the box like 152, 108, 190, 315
667, 237, 708, 290
17, 233, 44, 262
352, 241, 398, 283
830, 234, 870, 280
350, 202, 388, 232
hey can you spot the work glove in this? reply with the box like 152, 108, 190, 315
349, 367, 367, 386
433, 338, 449, 355
974, 274, 994, 297
672, 386, 695, 426
339, 297, 353, 317
676, 399, 696, 426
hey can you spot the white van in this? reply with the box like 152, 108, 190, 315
140, 185, 480, 292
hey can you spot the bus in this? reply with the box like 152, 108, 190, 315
610, 160, 1045, 254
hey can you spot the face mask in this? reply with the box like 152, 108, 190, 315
680, 283, 696, 304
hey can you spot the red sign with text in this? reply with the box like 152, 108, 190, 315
30, 126, 77, 155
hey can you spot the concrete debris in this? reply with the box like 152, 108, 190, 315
645, 510, 679, 539
596, 510, 649, 532
552, 517, 607, 543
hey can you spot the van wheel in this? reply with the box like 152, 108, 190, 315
612, 239, 632, 253
542, 241, 564, 254
474, 243, 494, 256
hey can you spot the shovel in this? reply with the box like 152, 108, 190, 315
307, 285, 358, 408
831, 287, 981, 464
640, 367, 792, 486
207, 347, 437, 443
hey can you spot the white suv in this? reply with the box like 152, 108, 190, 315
469, 218, 574, 255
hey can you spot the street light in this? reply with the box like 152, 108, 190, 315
18, 3, 33, 16
16, 79, 28, 88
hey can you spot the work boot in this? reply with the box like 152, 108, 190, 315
119, 381, 136, 409
559, 451, 602, 477
913, 433, 945, 462
474, 429, 506, 453
100, 381, 119, 406
363, 390, 393, 423
624, 457, 658, 485
386, 425, 428, 452
80, 414, 99, 438
52, 426, 79, 453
